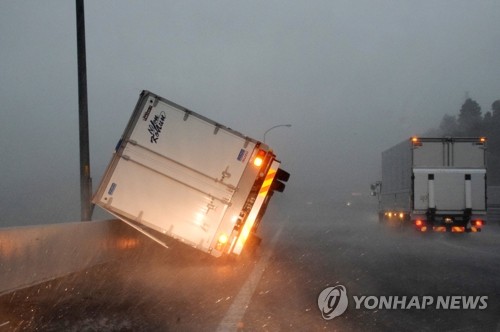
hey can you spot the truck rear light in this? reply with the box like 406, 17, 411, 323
253, 156, 264, 167
473, 220, 483, 227
215, 233, 229, 251
415, 219, 423, 227
218, 233, 228, 245
253, 150, 266, 167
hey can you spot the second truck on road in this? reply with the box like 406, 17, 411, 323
372, 137, 487, 232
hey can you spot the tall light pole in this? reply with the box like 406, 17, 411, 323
263, 124, 291, 143
76, 0, 92, 221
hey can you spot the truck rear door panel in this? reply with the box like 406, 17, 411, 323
413, 169, 486, 212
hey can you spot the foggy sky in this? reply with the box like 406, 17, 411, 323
1, 1, 500, 225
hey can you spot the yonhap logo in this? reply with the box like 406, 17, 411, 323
318, 285, 348, 320
317, 284, 488, 320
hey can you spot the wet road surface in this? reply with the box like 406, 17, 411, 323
1, 196, 499, 331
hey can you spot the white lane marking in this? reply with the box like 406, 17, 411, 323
216, 222, 285, 332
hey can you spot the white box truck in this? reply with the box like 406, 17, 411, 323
93, 91, 289, 257
372, 137, 487, 232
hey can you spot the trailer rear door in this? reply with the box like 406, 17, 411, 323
413, 168, 486, 212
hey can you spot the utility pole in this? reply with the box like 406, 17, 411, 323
76, 0, 92, 221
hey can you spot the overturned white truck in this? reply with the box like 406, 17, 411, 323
93, 91, 289, 257
373, 137, 487, 232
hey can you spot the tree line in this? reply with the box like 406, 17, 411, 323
428, 98, 500, 185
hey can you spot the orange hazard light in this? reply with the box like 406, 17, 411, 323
218, 233, 228, 244
411, 137, 422, 147
253, 150, 266, 167
253, 156, 264, 167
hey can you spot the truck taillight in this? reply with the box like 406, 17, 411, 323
473, 220, 483, 227
218, 233, 228, 244
215, 233, 229, 251
253, 150, 266, 167
254, 156, 264, 167
415, 219, 423, 227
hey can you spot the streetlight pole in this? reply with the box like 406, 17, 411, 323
263, 124, 291, 143
76, 0, 92, 221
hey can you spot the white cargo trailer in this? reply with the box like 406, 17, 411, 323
93, 91, 289, 257
373, 137, 487, 232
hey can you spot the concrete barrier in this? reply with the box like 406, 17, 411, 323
0, 220, 145, 295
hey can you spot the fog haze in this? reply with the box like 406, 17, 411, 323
1, 1, 499, 226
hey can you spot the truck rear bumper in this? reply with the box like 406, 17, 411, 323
430, 225, 481, 233
411, 211, 486, 233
